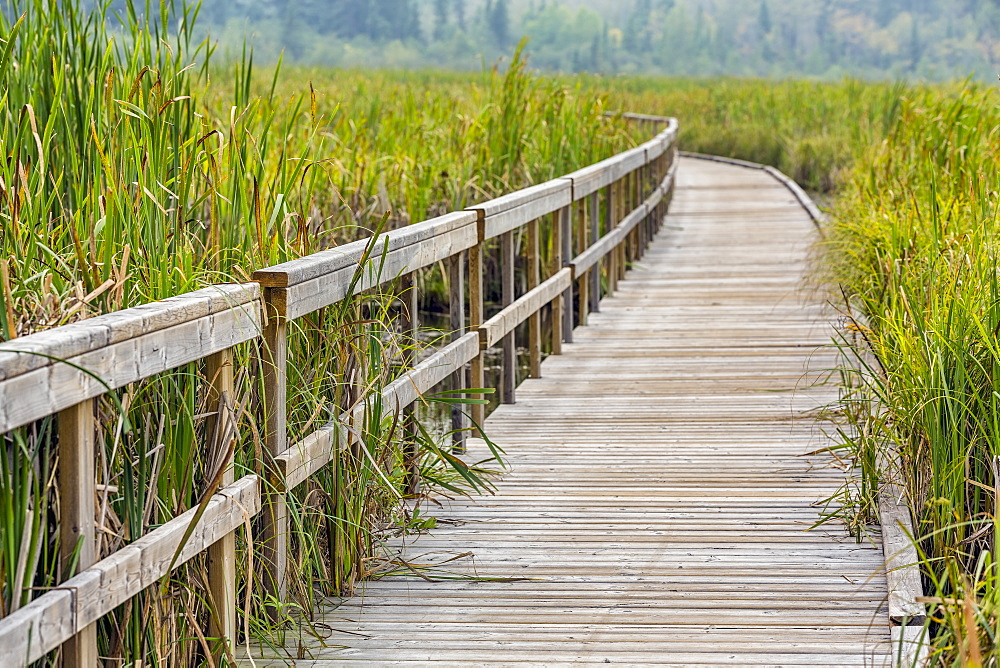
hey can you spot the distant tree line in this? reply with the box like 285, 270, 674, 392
125, 0, 1000, 80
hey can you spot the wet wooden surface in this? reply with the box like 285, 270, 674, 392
247, 157, 892, 666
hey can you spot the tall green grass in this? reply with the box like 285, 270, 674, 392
0, 1, 636, 664
826, 82, 1000, 665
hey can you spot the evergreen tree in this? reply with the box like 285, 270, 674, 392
434, 0, 450, 41
758, 0, 772, 35
489, 0, 510, 47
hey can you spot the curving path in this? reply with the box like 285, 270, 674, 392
248, 157, 894, 666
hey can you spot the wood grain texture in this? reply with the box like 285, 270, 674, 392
253, 211, 477, 288
57, 400, 98, 667
0, 284, 261, 432
2, 476, 261, 666
245, 157, 895, 666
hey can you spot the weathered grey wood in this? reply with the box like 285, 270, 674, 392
400, 271, 420, 492
448, 252, 467, 451
479, 269, 573, 348
572, 224, 627, 276
469, 240, 486, 432
275, 421, 345, 491
0, 282, 259, 383
1, 475, 261, 666
527, 218, 542, 378
565, 157, 623, 200
480, 183, 573, 240
279, 223, 478, 319
879, 477, 926, 624
253, 211, 477, 288
500, 231, 516, 404
205, 348, 237, 663
352, 333, 480, 425
471, 179, 571, 219
57, 399, 97, 668
0, 286, 261, 433
576, 199, 589, 327
551, 210, 564, 355
253, 157, 894, 666
260, 305, 288, 615
602, 183, 618, 297
588, 192, 600, 314
561, 206, 574, 343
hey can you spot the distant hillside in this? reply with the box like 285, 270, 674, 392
190, 0, 999, 80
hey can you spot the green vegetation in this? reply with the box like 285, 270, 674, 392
0, 1, 637, 664
826, 83, 1000, 665
6, 0, 1000, 665
193, 0, 1000, 80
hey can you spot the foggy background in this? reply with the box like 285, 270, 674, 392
191, 0, 999, 79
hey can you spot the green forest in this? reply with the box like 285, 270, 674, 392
185, 0, 1000, 79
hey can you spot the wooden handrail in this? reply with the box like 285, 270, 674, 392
0, 115, 679, 665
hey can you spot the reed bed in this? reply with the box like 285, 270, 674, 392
6, 0, 994, 663
0, 1, 637, 664
825, 82, 1000, 666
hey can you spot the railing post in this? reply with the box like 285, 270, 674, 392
576, 198, 588, 327
205, 347, 236, 663
561, 205, 574, 343
589, 192, 601, 313
448, 252, 468, 451
469, 237, 485, 431
527, 217, 542, 378
616, 180, 627, 282
260, 297, 287, 619
401, 272, 420, 492
500, 230, 516, 404
58, 399, 97, 667
551, 210, 564, 354
604, 184, 616, 298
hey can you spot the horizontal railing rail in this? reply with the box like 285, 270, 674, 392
0, 114, 678, 665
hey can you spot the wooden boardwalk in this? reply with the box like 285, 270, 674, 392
250, 157, 892, 666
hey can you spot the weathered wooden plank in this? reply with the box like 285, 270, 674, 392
480, 269, 573, 349
260, 302, 288, 612
499, 231, 516, 403
205, 348, 237, 662
350, 333, 480, 426
57, 399, 98, 667
253, 211, 477, 288
527, 218, 543, 378
276, 421, 344, 491
471, 179, 571, 218
0, 283, 259, 384
564, 157, 623, 200
0, 295, 261, 433
279, 223, 478, 319
1, 475, 261, 666
479, 182, 573, 240
468, 241, 486, 432
448, 252, 467, 450
572, 225, 626, 276
879, 480, 926, 624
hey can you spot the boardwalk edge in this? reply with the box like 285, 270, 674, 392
681, 150, 930, 666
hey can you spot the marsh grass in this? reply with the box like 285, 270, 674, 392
0, 1, 643, 663
824, 82, 1000, 665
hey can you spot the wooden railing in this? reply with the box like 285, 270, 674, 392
0, 115, 678, 665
